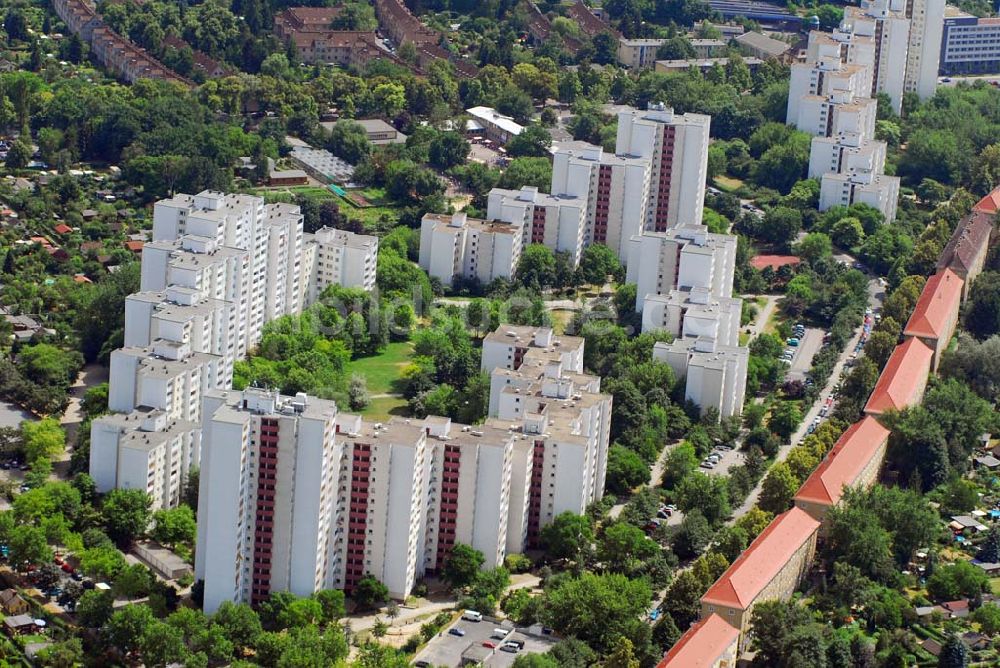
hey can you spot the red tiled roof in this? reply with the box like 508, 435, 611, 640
124, 240, 144, 253
937, 211, 994, 275
750, 254, 801, 271
864, 338, 934, 415
973, 185, 1000, 215
793, 416, 890, 506
657, 614, 739, 667
700, 507, 820, 610
53, 224, 72, 234
904, 269, 963, 340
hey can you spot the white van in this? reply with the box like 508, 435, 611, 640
491, 628, 509, 640
462, 610, 482, 622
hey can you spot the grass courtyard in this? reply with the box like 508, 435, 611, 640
344, 340, 414, 420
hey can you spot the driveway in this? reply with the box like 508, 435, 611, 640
727, 277, 884, 520
786, 328, 824, 381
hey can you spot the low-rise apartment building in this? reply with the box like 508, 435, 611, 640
551, 141, 651, 260
626, 225, 737, 312
305, 226, 378, 298
819, 169, 900, 222
864, 337, 935, 417
903, 268, 964, 370
653, 338, 748, 418
793, 416, 891, 531
641, 287, 742, 344
617, 38, 666, 69
700, 507, 820, 650
466, 107, 524, 145
808, 132, 887, 179
486, 187, 587, 266
418, 213, 522, 288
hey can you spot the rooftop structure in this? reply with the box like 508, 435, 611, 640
903, 268, 964, 368
656, 613, 740, 668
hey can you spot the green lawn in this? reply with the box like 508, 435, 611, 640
357, 395, 409, 421
344, 341, 414, 395
713, 175, 744, 192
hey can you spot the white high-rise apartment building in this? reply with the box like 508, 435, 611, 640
551, 141, 651, 260
486, 186, 587, 266
418, 213, 522, 288
808, 132, 887, 179
820, 169, 901, 221
614, 104, 710, 232
305, 227, 379, 300
196, 389, 341, 614
625, 225, 737, 312
898, 0, 944, 99
787, 57, 875, 138
195, 373, 610, 612
93, 192, 346, 510
90, 409, 201, 510
844, 0, 911, 112
641, 287, 743, 342
653, 338, 748, 418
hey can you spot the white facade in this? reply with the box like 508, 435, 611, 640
641, 287, 742, 344
617, 38, 666, 69
625, 225, 737, 312
794, 92, 879, 140
551, 141, 651, 261
419, 212, 522, 287
306, 226, 379, 299
653, 338, 748, 418
808, 132, 887, 179
94, 192, 321, 510
486, 187, 587, 266
820, 170, 901, 222
481, 326, 585, 378
90, 409, 201, 511
844, 1, 911, 112
901, 0, 944, 99
614, 104, 710, 232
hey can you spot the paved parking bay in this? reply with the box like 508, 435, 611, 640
414, 619, 556, 667
786, 327, 824, 381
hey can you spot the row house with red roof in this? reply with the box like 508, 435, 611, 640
793, 416, 890, 533
657, 613, 739, 668
699, 507, 820, 650
863, 336, 935, 417
903, 268, 964, 370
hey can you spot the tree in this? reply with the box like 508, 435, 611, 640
443, 543, 485, 590
22, 418, 65, 462
672, 509, 713, 559
579, 244, 621, 285
313, 589, 346, 624
973, 603, 1000, 635
516, 244, 557, 291
598, 522, 659, 573
831, 216, 865, 248
9, 524, 51, 567
540, 512, 594, 563
428, 132, 470, 170
927, 561, 989, 601
499, 157, 552, 192
140, 620, 186, 667
507, 125, 552, 158
353, 575, 389, 610
6, 139, 31, 169
938, 633, 969, 668
347, 373, 369, 411
656, 36, 696, 60
662, 442, 698, 489
605, 445, 648, 495
212, 602, 262, 653
966, 272, 1000, 340
795, 232, 832, 264
326, 120, 371, 164
80, 546, 127, 581
101, 489, 151, 545
541, 572, 651, 652
661, 570, 705, 628
151, 505, 196, 547
114, 563, 153, 600
758, 207, 802, 248
104, 604, 154, 657
759, 462, 799, 514
768, 401, 802, 441
76, 589, 114, 627
675, 472, 730, 524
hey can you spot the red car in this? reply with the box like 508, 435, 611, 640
482, 641, 496, 649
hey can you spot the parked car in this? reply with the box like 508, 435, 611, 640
500, 644, 519, 653
448, 628, 466, 637
482, 641, 497, 649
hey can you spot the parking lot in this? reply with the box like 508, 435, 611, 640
785, 326, 824, 381
414, 619, 557, 667
701, 445, 743, 477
